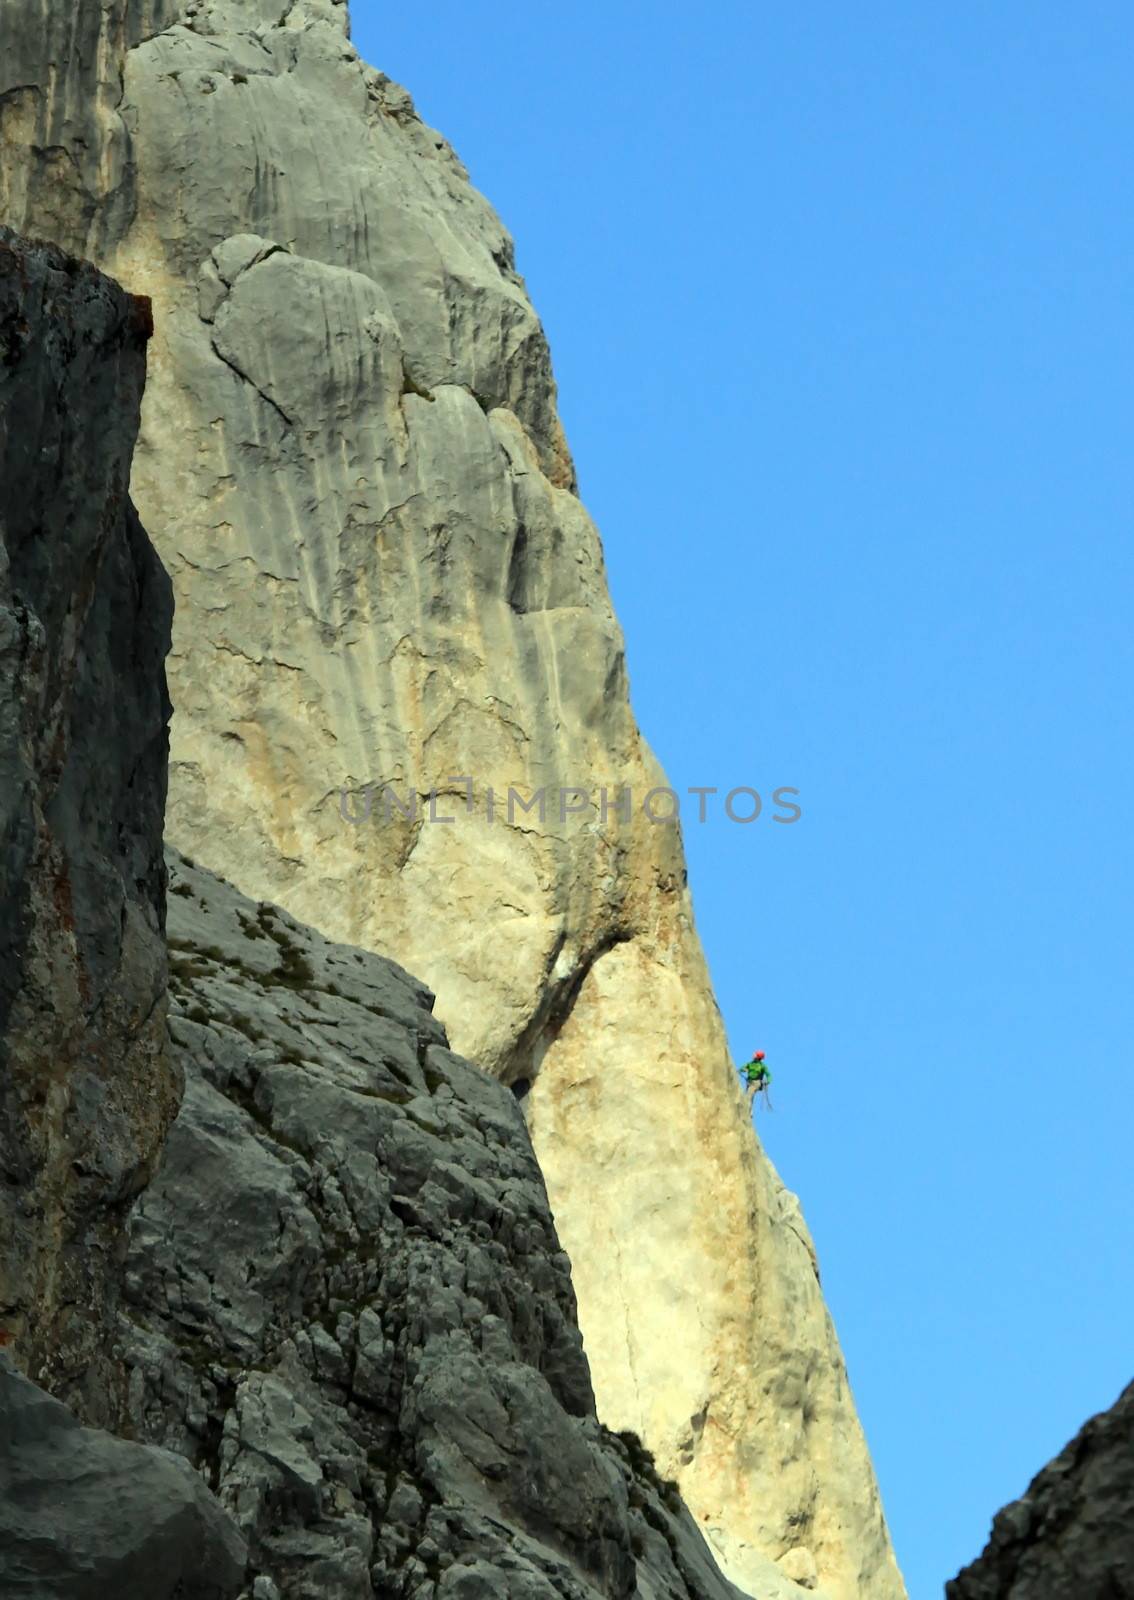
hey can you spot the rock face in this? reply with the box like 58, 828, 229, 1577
0, 226, 177, 1422
121, 848, 789, 1600
947, 1380, 1134, 1600
0, 9, 905, 1595
0, 1358, 245, 1600
0, 217, 777, 1600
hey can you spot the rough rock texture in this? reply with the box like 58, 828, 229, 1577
0, 10, 904, 1595
118, 848, 804, 1600
0, 1357, 245, 1600
947, 1380, 1134, 1600
0, 225, 176, 1422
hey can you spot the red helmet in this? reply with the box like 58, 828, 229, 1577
754, 1050, 765, 1062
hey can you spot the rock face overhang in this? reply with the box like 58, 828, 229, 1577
0, 224, 176, 1422
0, 6, 907, 1595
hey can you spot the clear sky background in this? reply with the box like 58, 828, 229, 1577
351, 7, 1132, 1596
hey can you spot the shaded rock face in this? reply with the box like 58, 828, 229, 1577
947, 1380, 1134, 1600
0, 10, 905, 1595
0, 1358, 245, 1600
123, 849, 774, 1600
0, 226, 176, 1421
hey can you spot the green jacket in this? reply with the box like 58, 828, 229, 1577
743, 1062, 772, 1087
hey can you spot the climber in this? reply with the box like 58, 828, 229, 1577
741, 1049, 773, 1108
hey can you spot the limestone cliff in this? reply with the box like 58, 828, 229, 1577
0, 225, 792, 1598
0, 8, 905, 1594
948, 1380, 1134, 1600
0, 225, 176, 1423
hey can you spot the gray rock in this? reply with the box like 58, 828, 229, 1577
0, 1357, 245, 1599
121, 849, 756, 1599
947, 1380, 1134, 1600
0, 226, 177, 1422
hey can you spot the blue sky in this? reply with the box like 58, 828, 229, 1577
352, 7, 1133, 1595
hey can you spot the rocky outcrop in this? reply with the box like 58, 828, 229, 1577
0, 225, 176, 1422
121, 849, 791, 1600
0, 10, 904, 1594
947, 1380, 1134, 1600
0, 1358, 245, 1600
